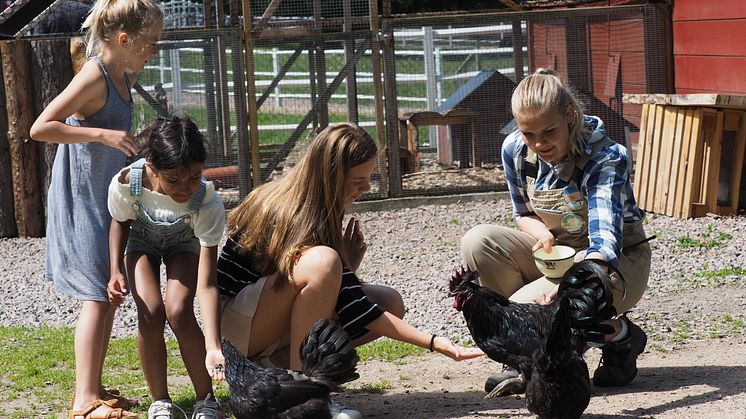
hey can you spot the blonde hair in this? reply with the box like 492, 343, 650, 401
511, 68, 586, 157
82, 0, 164, 57
228, 123, 378, 288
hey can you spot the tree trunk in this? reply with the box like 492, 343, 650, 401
31, 38, 72, 218
1, 40, 44, 237
0, 47, 17, 238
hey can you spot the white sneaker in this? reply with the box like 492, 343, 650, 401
192, 393, 224, 419
330, 399, 362, 419
148, 399, 184, 419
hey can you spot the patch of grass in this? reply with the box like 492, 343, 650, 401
351, 380, 393, 394
503, 218, 518, 229
0, 325, 228, 418
696, 266, 746, 278
450, 218, 464, 225
649, 342, 667, 353
706, 315, 746, 338
355, 338, 426, 363
399, 375, 410, 381
674, 223, 733, 250
671, 319, 694, 342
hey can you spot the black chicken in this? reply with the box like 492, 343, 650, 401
525, 288, 593, 419
222, 318, 360, 419
449, 260, 621, 398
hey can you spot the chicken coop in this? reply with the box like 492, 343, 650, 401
0, 0, 680, 237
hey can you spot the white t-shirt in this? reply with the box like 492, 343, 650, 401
107, 166, 225, 247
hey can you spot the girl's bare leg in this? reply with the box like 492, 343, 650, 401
98, 305, 116, 390
127, 252, 169, 401
71, 300, 117, 416
247, 246, 342, 371
165, 252, 212, 399
287, 246, 343, 370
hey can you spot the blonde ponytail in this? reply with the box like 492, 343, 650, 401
82, 0, 164, 57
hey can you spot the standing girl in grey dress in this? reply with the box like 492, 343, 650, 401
30, 1, 163, 418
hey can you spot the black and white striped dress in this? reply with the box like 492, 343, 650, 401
217, 237, 383, 340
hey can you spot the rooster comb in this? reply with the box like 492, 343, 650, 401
449, 265, 480, 292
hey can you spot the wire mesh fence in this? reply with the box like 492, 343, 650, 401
251, 34, 386, 200
384, 3, 670, 197
134, 27, 250, 207
1, 1, 672, 210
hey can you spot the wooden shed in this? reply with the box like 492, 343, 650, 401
672, 0, 746, 94
504, 0, 673, 155
620, 1, 746, 217
436, 70, 516, 166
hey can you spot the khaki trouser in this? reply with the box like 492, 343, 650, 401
460, 222, 651, 313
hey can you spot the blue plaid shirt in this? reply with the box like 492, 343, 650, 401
502, 115, 644, 266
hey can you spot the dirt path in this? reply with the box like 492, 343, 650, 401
331, 276, 746, 419
337, 337, 746, 419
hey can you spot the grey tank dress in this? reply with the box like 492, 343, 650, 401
45, 57, 133, 302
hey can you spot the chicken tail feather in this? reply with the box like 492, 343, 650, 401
300, 318, 360, 391
560, 259, 623, 332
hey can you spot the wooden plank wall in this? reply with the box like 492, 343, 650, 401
673, 0, 746, 94
634, 103, 746, 218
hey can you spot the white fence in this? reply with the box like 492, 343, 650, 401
144, 24, 525, 104
140, 23, 526, 139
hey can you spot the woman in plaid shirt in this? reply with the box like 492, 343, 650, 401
461, 68, 652, 393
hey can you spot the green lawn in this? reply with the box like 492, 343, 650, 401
0, 325, 425, 418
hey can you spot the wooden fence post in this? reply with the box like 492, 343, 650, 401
1, 40, 44, 237
0, 44, 17, 237
31, 38, 73, 219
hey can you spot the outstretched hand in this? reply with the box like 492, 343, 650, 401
206, 348, 226, 381
433, 336, 485, 361
343, 217, 367, 271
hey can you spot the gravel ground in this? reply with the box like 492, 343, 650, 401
2, 195, 745, 345
2, 194, 746, 418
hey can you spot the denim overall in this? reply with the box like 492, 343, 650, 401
524, 137, 651, 312
125, 158, 207, 259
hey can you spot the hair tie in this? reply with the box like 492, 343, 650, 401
429, 334, 436, 352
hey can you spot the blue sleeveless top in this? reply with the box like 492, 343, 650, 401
45, 57, 134, 302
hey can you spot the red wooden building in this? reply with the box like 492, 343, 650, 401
511, 0, 673, 154
672, 0, 746, 94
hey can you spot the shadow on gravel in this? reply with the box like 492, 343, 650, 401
340, 389, 529, 418
589, 365, 746, 417
339, 365, 746, 418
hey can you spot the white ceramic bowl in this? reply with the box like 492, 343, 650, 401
532, 245, 577, 279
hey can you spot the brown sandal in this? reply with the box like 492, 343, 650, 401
102, 388, 140, 409
70, 390, 139, 410
68, 399, 139, 419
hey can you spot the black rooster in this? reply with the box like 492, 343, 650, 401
450, 266, 552, 397
222, 318, 360, 419
449, 260, 621, 399
525, 288, 593, 419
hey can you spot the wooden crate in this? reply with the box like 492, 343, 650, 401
625, 94, 746, 218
